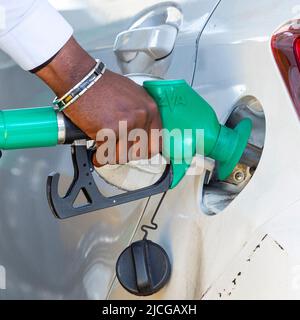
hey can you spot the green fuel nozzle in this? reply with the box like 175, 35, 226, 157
0, 80, 252, 218
143, 80, 252, 187
0, 80, 252, 185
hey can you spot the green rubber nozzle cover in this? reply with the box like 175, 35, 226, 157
0, 106, 58, 149
143, 80, 252, 188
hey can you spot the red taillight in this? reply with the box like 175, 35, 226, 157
295, 37, 300, 70
272, 20, 300, 117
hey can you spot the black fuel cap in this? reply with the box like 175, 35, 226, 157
116, 239, 171, 296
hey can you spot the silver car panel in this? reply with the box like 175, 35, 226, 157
0, 0, 220, 299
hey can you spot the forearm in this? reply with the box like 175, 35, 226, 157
34, 37, 96, 98
32, 36, 108, 137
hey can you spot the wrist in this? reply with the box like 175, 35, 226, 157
34, 37, 96, 97
53, 60, 106, 112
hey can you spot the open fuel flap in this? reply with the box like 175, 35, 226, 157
201, 96, 266, 215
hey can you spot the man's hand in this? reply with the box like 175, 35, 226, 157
34, 37, 162, 166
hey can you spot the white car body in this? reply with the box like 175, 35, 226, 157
0, 0, 300, 299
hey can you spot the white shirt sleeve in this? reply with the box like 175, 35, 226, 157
0, 0, 73, 70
